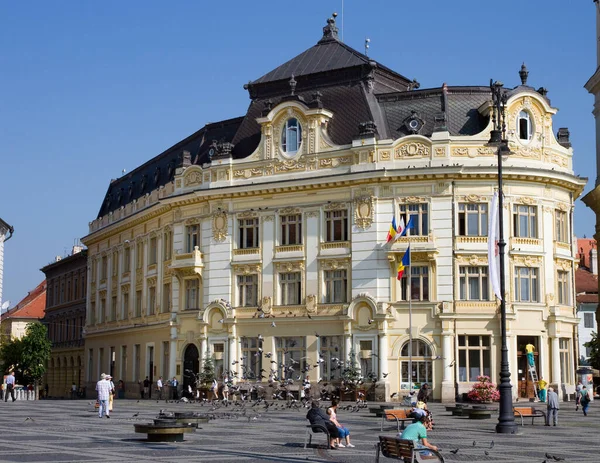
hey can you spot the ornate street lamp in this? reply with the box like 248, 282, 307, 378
488, 79, 518, 434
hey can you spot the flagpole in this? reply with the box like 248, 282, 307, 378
408, 237, 412, 397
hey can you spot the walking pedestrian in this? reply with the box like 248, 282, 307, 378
143, 376, 150, 399
96, 373, 111, 418
580, 385, 591, 416
171, 377, 179, 400
5, 371, 16, 402
156, 376, 163, 400
545, 387, 559, 426
575, 381, 582, 411
106, 375, 115, 413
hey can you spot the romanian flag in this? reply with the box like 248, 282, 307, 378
386, 217, 398, 243
397, 247, 410, 280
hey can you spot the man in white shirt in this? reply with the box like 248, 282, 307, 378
5, 371, 16, 402
156, 377, 163, 400
96, 373, 112, 418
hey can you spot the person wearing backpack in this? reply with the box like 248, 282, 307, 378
580, 385, 591, 416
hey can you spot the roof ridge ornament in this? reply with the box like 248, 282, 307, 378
319, 13, 339, 43
519, 63, 529, 86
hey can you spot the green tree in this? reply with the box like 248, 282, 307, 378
196, 350, 215, 386
584, 332, 600, 371
0, 337, 24, 382
341, 349, 363, 388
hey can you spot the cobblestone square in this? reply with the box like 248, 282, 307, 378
0, 399, 598, 462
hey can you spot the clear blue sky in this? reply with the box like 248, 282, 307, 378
0, 0, 596, 307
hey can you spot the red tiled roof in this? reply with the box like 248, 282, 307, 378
577, 294, 598, 304
576, 267, 598, 294
0, 280, 46, 321
577, 238, 597, 270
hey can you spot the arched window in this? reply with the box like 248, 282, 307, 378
399, 339, 433, 389
281, 118, 302, 154
518, 111, 533, 142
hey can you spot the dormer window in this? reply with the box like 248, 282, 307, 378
518, 111, 533, 142
281, 118, 302, 155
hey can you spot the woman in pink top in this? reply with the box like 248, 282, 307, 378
327, 399, 355, 448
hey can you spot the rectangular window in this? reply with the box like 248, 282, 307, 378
185, 224, 200, 253
325, 210, 348, 242
584, 312, 595, 329
241, 337, 262, 380
122, 291, 129, 319
238, 218, 259, 249
399, 203, 428, 236
359, 340, 373, 376
90, 301, 96, 325
124, 246, 131, 273
513, 205, 538, 238
120, 345, 127, 381
91, 259, 97, 282
458, 203, 488, 236
559, 338, 572, 384
320, 336, 343, 380
237, 274, 258, 307
112, 251, 118, 277
514, 267, 539, 302
134, 344, 141, 382
281, 214, 302, 245
162, 341, 170, 379
149, 237, 158, 265
99, 348, 105, 377
185, 280, 199, 310
67, 280, 71, 302
459, 266, 489, 301
101, 256, 108, 280
458, 335, 491, 382
555, 210, 568, 243
135, 290, 142, 317
324, 269, 347, 303
163, 231, 172, 261
147, 286, 156, 316
557, 270, 570, 305
111, 295, 117, 321
87, 348, 94, 382
280, 272, 302, 305
73, 277, 78, 300
400, 266, 429, 301
136, 242, 143, 269
162, 283, 171, 313
60, 282, 65, 303
99, 298, 106, 324
276, 337, 306, 380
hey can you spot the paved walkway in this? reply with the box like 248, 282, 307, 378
0, 399, 597, 462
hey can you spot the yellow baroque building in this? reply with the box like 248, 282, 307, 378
82, 15, 585, 402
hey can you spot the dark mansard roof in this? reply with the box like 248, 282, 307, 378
97, 15, 496, 219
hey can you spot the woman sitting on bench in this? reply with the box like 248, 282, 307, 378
327, 399, 355, 448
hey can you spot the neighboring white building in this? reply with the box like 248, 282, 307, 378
0, 217, 14, 309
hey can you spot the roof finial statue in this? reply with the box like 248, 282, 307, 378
519, 62, 529, 86
289, 74, 297, 96
320, 12, 339, 42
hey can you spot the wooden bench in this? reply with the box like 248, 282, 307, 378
513, 407, 547, 426
376, 436, 445, 462
134, 423, 195, 442
303, 421, 330, 449
381, 409, 414, 432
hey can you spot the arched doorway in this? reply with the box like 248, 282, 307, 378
183, 344, 200, 396
399, 339, 433, 390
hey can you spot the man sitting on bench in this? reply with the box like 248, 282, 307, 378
306, 401, 339, 450
398, 414, 439, 458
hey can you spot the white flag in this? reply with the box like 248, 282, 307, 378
488, 191, 502, 300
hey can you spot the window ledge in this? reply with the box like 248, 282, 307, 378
456, 236, 487, 244
511, 237, 541, 246
275, 245, 304, 253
